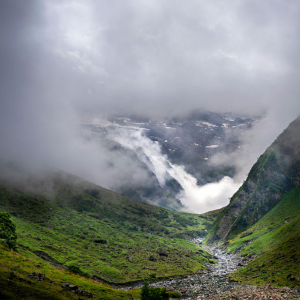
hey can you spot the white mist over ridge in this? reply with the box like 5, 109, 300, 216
167, 164, 241, 214
109, 128, 241, 213
109, 129, 168, 186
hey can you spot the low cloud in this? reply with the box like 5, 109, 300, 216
210, 112, 299, 181
169, 165, 241, 214
107, 128, 242, 213
0, 1, 300, 213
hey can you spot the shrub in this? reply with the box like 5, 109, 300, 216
141, 280, 169, 300
67, 264, 90, 278
0, 211, 17, 250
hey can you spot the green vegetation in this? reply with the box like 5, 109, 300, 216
140, 278, 180, 300
204, 118, 300, 287
0, 243, 136, 299
67, 264, 90, 278
227, 188, 300, 255
0, 171, 215, 285
228, 188, 300, 287
141, 280, 169, 300
231, 219, 300, 287
204, 150, 280, 244
0, 210, 17, 250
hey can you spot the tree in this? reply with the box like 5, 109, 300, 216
0, 211, 17, 250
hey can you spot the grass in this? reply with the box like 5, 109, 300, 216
231, 218, 300, 287
0, 244, 136, 300
228, 188, 300, 287
14, 215, 210, 283
0, 170, 215, 285
227, 188, 300, 255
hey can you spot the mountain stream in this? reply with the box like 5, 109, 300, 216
117, 239, 245, 297
116, 239, 299, 299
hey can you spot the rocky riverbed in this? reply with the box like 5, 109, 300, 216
118, 240, 300, 299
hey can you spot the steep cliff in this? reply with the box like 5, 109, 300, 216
206, 116, 300, 242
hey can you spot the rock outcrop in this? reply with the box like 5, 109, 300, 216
207, 116, 300, 242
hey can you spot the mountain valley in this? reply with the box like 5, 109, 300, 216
1, 116, 300, 299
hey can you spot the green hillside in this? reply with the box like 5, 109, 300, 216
0, 170, 215, 287
228, 188, 300, 287
205, 116, 300, 243
0, 243, 136, 300
231, 216, 300, 287
202, 117, 300, 287
227, 188, 300, 254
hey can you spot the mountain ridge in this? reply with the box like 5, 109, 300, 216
205, 116, 300, 242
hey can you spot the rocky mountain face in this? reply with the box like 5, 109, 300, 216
207, 116, 300, 242
82, 111, 256, 209
108, 111, 255, 184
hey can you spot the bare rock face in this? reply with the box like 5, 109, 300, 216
208, 116, 300, 242
156, 248, 168, 256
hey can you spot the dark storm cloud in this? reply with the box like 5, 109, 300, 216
0, 0, 300, 194
52, 0, 299, 118
2, 0, 299, 117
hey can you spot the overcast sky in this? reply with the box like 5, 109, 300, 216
1, 0, 300, 198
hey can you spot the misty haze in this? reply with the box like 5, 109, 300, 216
1, 1, 300, 299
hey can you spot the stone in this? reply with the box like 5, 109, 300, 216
69, 284, 79, 291
28, 272, 47, 281
287, 274, 296, 281
127, 256, 133, 263
94, 239, 107, 244
156, 248, 168, 256
148, 255, 157, 261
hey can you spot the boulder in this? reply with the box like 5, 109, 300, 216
93, 239, 107, 244
28, 272, 47, 281
69, 284, 78, 291
148, 255, 157, 261
156, 248, 168, 257
287, 274, 296, 281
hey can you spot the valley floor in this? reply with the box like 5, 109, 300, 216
120, 243, 300, 299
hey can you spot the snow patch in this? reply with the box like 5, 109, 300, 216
195, 121, 218, 128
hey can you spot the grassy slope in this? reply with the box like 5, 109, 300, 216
228, 188, 300, 287
0, 244, 135, 300
0, 171, 215, 285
